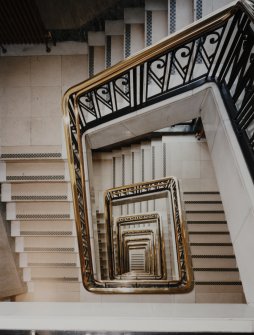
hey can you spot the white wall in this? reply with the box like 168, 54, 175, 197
201, 85, 254, 304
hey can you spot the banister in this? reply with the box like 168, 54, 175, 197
62, 0, 254, 293
63, 3, 238, 101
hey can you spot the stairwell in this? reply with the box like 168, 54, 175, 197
0, 0, 247, 303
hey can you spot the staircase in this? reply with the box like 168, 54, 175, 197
0, 147, 81, 302
0, 0, 251, 302
184, 191, 244, 303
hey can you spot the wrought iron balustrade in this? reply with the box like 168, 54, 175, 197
62, 0, 254, 292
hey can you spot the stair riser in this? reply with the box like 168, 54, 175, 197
187, 224, 228, 232
192, 258, 237, 268
194, 271, 240, 282
186, 213, 226, 221
185, 203, 223, 211
7, 202, 74, 221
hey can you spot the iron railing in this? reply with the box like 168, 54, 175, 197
62, 0, 254, 292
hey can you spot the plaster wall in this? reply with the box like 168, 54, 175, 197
0, 55, 88, 150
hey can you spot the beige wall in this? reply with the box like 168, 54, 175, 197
0, 55, 88, 148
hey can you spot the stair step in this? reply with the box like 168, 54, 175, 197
0, 146, 63, 160
185, 203, 223, 211
15, 290, 80, 302
190, 245, 234, 255
30, 266, 79, 277
3, 161, 68, 183
189, 235, 231, 244
192, 258, 236, 268
1, 153, 63, 161
25, 252, 78, 264
184, 193, 222, 201
190, 243, 232, 246
10, 201, 71, 213
186, 210, 224, 213
17, 214, 70, 220
189, 231, 230, 235
192, 255, 235, 259
186, 213, 226, 221
195, 292, 244, 304
195, 284, 243, 292
13, 220, 75, 237
20, 231, 74, 236
22, 236, 76, 248
187, 221, 227, 224
187, 223, 228, 232
6, 175, 65, 182
24, 247, 75, 252
194, 271, 240, 282
28, 262, 77, 267
2, 182, 71, 202
28, 281, 81, 293
12, 195, 68, 201
184, 192, 220, 194
32, 277, 79, 282
194, 268, 238, 272
185, 201, 222, 204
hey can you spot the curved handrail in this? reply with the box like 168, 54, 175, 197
62, 0, 254, 293
63, 1, 253, 107
63, 3, 234, 100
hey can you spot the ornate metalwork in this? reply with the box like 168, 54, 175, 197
62, 1, 254, 293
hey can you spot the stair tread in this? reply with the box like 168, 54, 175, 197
188, 231, 229, 235
187, 221, 227, 224
191, 254, 235, 259
184, 192, 220, 194
186, 210, 224, 213
185, 201, 222, 204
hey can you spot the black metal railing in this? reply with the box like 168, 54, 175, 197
62, 0, 254, 292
